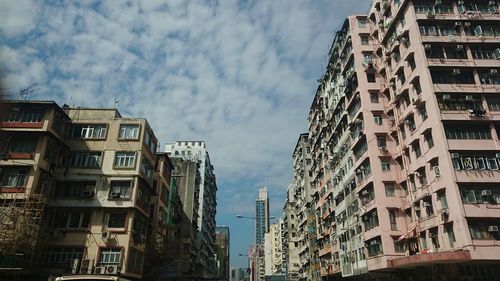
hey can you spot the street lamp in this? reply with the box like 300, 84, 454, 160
236, 215, 276, 220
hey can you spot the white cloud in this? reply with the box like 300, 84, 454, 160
0, 0, 39, 36
1, 0, 372, 265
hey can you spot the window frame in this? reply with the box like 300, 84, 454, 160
118, 124, 141, 140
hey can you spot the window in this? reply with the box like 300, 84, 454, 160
64, 151, 102, 168
109, 181, 132, 199
100, 248, 121, 265
363, 209, 379, 230
43, 247, 84, 264
373, 114, 383, 125
385, 183, 396, 197
140, 158, 155, 179
2, 109, 43, 123
361, 36, 369, 45
438, 190, 448, 209
413, 142, 422, 158
418, 106, 428, 121
431, 69, 475, 84
444, 125, 491, 140
71, 124, 107, 139
407, 56, 416, 72
144, 131, 157, 153
52, 212, 90, 229
469, 221, 500, 240
1, 168, 29, 187
445, 224, 456, 248
424, 132, 434, 149
461, 187, 500, 204
119, 124, 140, 139
389, 210, 397, 231
381, 159, 391, 171
7, 140, 36, 154
366, 237, 383, 257
127, 248, 144, 273
358, 18, 366, 28
114, 152, 136, 168
377, 136, 386, 147
367, 72, 376, 83
430, 228, 440, 250
106, 213, 127, 228
53, 181, 96, 198
370, 92, 379, 103
479, 69, 500, 85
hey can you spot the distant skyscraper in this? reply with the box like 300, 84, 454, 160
255, 187, 269, 245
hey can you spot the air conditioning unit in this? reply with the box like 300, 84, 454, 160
433, 166, 441, 177
452, 69, 461, 75
443, 94, 451, 100
110, 192, 121, 198
491, 69, 498, 74
80, 259, 90, 274
488, 225, 499, 232
424, 44, 432, 50
423, 202, 431, 207
495, 152, 500, 158
104, 264, 119, 274
441, 211, 449, 221
94, 266, 105, 274
464, 21, 471, 27
481, 190, 492, 196
427, 11, 436, 18
494, 48, 500, 59
458, 0, 465, 4
414, 171, 422, 178
465, 95, 474, 101
81, 190, 93, 198
455, 21, 462, 26
456, 44, 464, 50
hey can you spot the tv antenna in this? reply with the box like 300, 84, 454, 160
113, 97, 125, 107
19, 84, 39, 100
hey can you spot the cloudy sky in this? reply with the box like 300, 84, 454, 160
0, 0, 370, 268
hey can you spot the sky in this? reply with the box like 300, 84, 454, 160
0, 0, 371, 268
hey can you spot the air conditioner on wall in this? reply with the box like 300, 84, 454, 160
481, 190, 492, 196
488, 225, 499, 232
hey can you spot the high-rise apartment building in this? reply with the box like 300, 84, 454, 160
256, 187, 270, 246
290, 133, 321, 281
264, 218, 284, 276
282, 184, 301, 281
254, 187, 270, 281
296, 0, 500, 280
165, 141, 218, 277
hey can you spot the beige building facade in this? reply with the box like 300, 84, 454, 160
0, 100, 200, 281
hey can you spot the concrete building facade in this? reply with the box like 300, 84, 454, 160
0, 100, 216, 281
294, 0, 500, 280
165, 141, 218, 277
215, 226, 230, 281
281, 184, 301, 281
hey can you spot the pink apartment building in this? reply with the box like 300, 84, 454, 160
304, 0, 500, 280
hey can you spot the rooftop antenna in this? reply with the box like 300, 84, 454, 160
19, 84, 39, 100
113, 97, 125, 108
